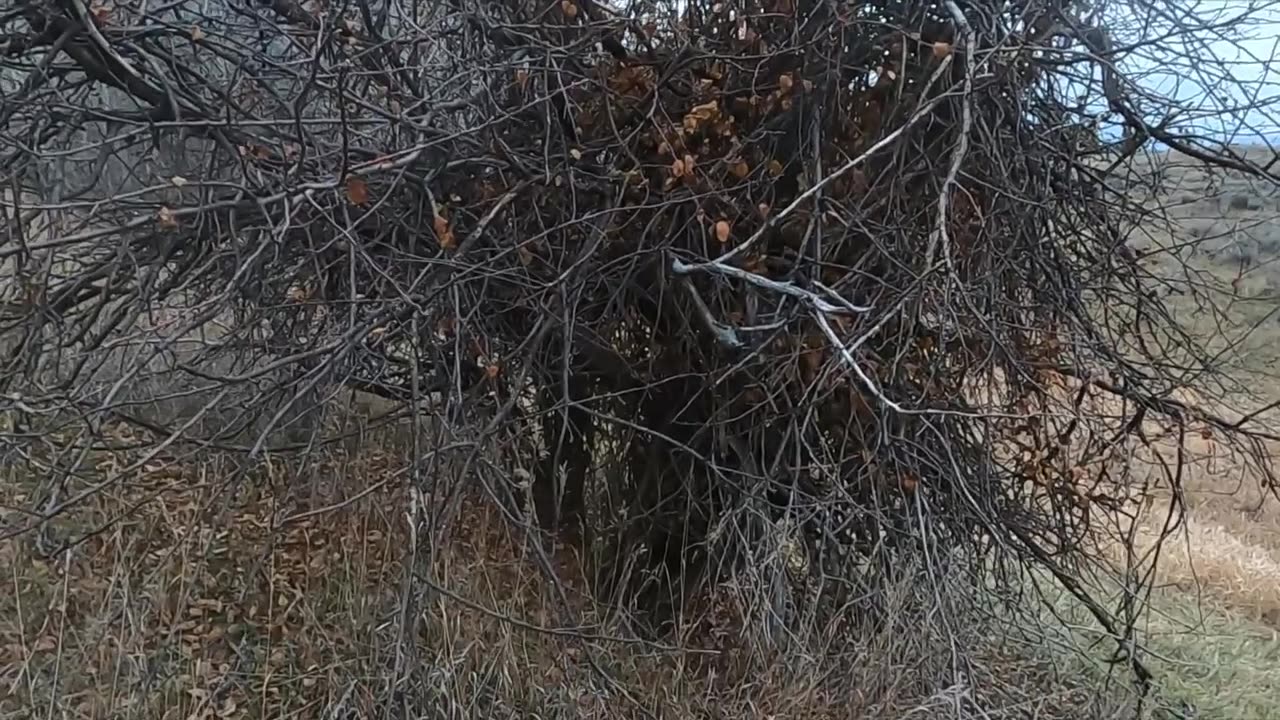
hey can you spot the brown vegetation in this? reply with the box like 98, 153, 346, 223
4, 0, 1280, 716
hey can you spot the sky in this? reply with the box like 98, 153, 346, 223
1116, 1, 1280, 144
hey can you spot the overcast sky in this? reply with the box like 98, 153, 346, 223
1125, 1, 1280, 143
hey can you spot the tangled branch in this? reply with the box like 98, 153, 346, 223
3, 0, 1280, 691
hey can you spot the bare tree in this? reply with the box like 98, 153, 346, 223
3, 0, 1280, 699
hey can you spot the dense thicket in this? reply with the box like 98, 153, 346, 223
4, 0, 1280, 690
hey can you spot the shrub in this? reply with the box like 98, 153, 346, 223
3, 0, 1279, 707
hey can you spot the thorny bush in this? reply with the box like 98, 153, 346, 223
3, 0, 1280, 694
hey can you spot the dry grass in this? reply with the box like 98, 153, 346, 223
2, 398, 1275, 718
1087, 421, 1280, 630
962, 148, 1280, 718
1, 426, 1129, 720
4, 369, 1279, 719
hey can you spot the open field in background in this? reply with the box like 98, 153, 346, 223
1054, 146, 1280, 718
4, 148, 1280, 718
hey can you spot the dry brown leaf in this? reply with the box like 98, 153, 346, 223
768, 159, 784, 176
801, 348, 822, 378
157, 206, 179, 229
345, 176, 369, 205
190, 25, 207, 42
485, 363, 501, 379
251, 144, 271, 160
671, 157, 686, 178
683, 153, 696, 175
434, 215, 456, 250
729, 160, 750, 179
682, 101, 720, 132
437, 316, 456, 338
714, 220, 731, 244
90, 1, 112, 24
515, 68, 530, 90
569, 148, 582, 160
561, 0, 578, 18
778, 73, 794, 94
757, 202, 770, 218
933, 41, 953, 59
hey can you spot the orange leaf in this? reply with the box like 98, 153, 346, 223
714, 220, 731, 244
729, 161, 750, 179
682, 101, 720, 132
345, 176, 369, 205
434, 215, 456, 249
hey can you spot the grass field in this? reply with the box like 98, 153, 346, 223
1061, 146, 1280, 718
3, 149, 1280, 718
